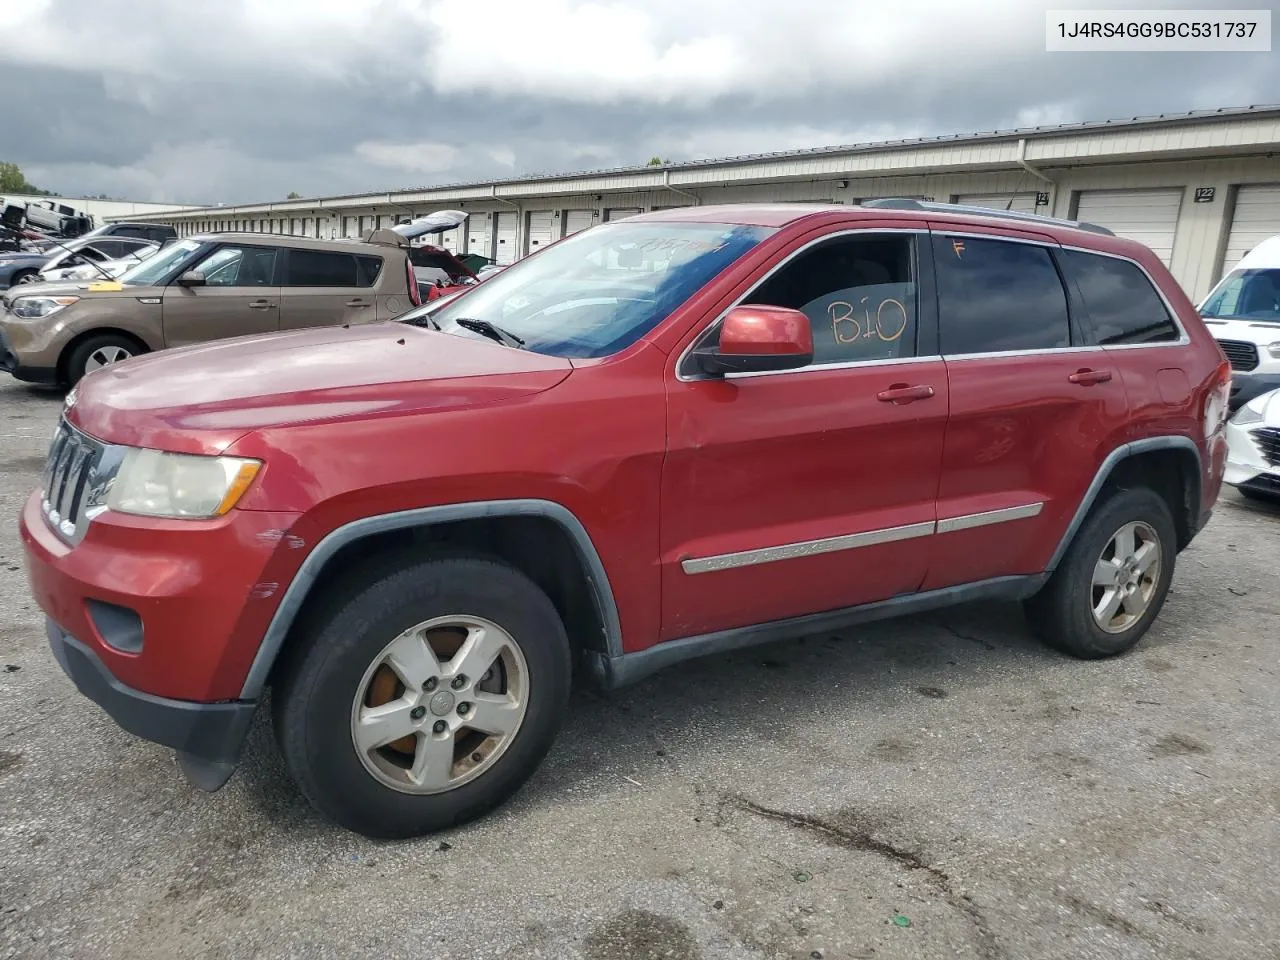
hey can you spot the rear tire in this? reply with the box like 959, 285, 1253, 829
272, 554, 572, 839
1024, 487, 1176, 659
64, 334, 143, 385
10, 269, 39, 285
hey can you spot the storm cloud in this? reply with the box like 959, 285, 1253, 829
0, 0, 1275, 204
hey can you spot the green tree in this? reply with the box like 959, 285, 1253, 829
0, 162, 48, 195
287, 191, 302, 199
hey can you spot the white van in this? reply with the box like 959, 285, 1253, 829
1199, 234, 1280, 410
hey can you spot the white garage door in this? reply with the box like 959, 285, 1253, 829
564, 210, 594, 236
1074, 189, 1184, 265
494, 211, 518, 264
438, 227, 461, 253
527, 211, 556, 254
1222, 184, 1280, 273
605, 207, 642, 221
955, 193, 1041, 215
468, 216, 492, 258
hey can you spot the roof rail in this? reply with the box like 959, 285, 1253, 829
859, 198, 1116, 236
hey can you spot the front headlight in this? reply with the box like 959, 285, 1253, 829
1267, 342, 1280, 359
107, 448, 262, 519
1231, 400, 1265, 426
9, 295, 79, 319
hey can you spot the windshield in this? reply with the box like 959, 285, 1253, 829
1199, 267, 1280, 323
118, 238, 204, 286
421, 221, 776, 357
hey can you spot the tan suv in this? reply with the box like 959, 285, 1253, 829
0, 226, 447, 387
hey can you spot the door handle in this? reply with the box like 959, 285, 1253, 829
1067, 368, 1112, 385
346, 299, 371, 307
247, 299, 275, 310
876, 383, 935, 404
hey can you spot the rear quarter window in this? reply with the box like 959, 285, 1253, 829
356, 255, 383, 287
1057, 249, 1180, 344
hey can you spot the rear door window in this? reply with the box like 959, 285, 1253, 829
285, 250, 360, 286
1057, 249, 1180, 344
933, 235, 1070, 354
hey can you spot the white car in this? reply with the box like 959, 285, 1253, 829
38, 237, 159, 282
1224, 387, 1280, 502
1198, 234, 1280, 412
40, 247, 158, 282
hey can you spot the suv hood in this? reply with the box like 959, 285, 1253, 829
1202, 315, 1280, 344
65, 322, 573, 454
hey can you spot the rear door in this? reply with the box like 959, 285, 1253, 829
161, 242, 282, 347
923, 226, 1130, 591
278, 247, 380, 330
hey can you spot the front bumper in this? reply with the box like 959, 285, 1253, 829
0, 318, 59, 384
1224, 419, 1280, 487
19, 489, 303, 701
47, 618, 256, 784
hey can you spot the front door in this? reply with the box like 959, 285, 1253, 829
922, 227, 1131, 591
161, 242, 282, 347
278, 248, 382, 330
660, 227, 948, 641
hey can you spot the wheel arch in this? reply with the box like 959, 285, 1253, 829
1046, 435, 1204, 572
240, 498, 623, 700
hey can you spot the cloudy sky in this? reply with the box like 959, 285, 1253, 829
0, 0, 1276, 205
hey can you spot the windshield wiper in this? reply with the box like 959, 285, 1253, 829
453, 317, 525, 349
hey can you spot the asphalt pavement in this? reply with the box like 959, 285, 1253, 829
1, 377, 1277, 960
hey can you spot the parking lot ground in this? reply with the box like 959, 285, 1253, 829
1, 376, 1278, 960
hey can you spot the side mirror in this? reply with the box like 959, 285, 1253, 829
692, 305, 813, 377
178, 270, 206, 287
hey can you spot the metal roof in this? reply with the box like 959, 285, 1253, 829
288, 103, 1280, 203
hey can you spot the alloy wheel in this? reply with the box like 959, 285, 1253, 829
350, 615, 529, 794
84, 345, 132, 371
1090, 520, 1162, 634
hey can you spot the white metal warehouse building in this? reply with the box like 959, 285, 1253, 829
119, 104, 1280, 301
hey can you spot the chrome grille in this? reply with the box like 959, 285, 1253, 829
1253, 427, 1280, 468
40, 419, 117, 543
1217, 339, 1259, 372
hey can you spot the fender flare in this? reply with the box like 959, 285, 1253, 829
238, 498, 624, 699
1044, 435, 1203, 572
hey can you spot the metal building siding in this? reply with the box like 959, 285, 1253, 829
605, 207, 642, 221
526, 211, 556, 253
954, 193, 1041, 214
564, 210, 595, 236
1074, 188, 1185, 265
1223, 184, 1280, 272
468, 214, 493, 257
494, 211, 518, 264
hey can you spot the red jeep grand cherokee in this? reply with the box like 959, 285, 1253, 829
20, 200, 1230, 839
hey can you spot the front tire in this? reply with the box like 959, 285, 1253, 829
1024, 487, 1176, 659
64, 333, 143, 385
272, 554, 572, 839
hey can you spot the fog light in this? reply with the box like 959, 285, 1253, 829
85, 599, 143, 653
